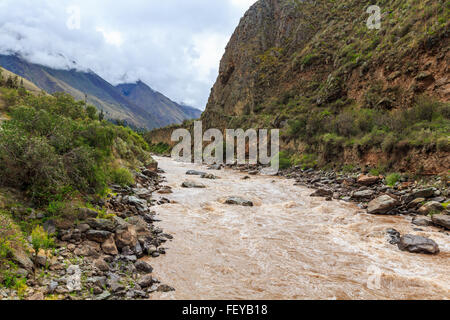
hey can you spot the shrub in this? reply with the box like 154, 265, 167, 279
31, 226, 55, 253
0, 88, 152, 204
411, 96, 437, 122
296, 153, 318, 169
0, 239, 12, 260
110, 167, 134, 187
1, 88, 19, 107
436, 137, 450, 152
287, 117, 307, 138
381, 133, 397, 153
386, 173, 402, 187
46, 200, 66, 217
149, 142, 171, 154
271, 151, 292, 170
86, 105, 98, 120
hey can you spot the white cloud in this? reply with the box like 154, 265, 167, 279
230, 0, 257, 11
0, 0, 257, 109
95, 27, 124, 47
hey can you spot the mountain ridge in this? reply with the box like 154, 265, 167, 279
0, 54, 201, 129
149, 0, 449, 174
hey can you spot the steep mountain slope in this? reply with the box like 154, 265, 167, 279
200, 0, 449, 173
0, 66, 42, 94
116, 81, 201, 128
0, 54, 201, 129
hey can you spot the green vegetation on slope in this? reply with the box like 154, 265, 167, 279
0, 88, 151, 204
203, 0, 450, 171
0, 77, 155, 290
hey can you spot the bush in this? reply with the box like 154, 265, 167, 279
46, 200, 66, 217
31, 225, 55, 257
436, 137, 450, 152
0, 89, 152, 204
386, 173, 402, 187
381, 133, 397, 153
271, 151, 292, 170
296, 153, 318, 169
149, 142, 171, 154
110, 167, 134, 187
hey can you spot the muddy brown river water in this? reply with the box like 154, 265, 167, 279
149, 156, 449, 300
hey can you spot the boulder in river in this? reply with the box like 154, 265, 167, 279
135, 260, 153, 273
397, 235, 440, 254
182, 181, 206, 188
186, 170, 207, 176
207, 164, 222, 170
386, 228, 401, 245
201, 173, 219, 179
225, 197, 254, 207
431, 214, 450, 230
367, 195, 398, 214
411, 216, 433, 227
310, 188, 333, 197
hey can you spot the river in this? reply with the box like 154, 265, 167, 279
149, 156, 449, 300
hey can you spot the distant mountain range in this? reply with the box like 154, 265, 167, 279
0, 54, 201, 129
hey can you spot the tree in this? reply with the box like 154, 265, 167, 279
0, 69, 3, 87
20, 78, 24, 88
5, 76, 14, 88
99, 109, 105, 121
12, 76, 19, 89
86, 105, 97, 120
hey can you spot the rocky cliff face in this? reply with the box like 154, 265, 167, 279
201, 0, 449, 173
204, 0, 307, 119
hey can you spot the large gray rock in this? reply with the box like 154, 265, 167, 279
86, 230, 112, 243
357, 175, 380, 186
77, 208, 99, 220
138, 275, 154, 288
367, 195, 398, 214
135, 260, 153, 273
66, 265, 82, 292
11, 248, 34, 272
431, 214, 450, 230
201, 173, 219, 179
411, 216, 433, 227
411, 188, 435, 199
115, 225, 137, 249
186, 170, 207, 176
397, 235, 440, 254
107, 274, 125, 293
352, 189, 375, 199
127, 216, 147, 229
128, 196, 148, 210
310, 188, 333, 197
418, 202, 444, 215
182, 181, 206, 188
86, 218, 117, 232
225, 197, 254, 207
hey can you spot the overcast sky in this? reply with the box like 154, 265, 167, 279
0, 0, 257, 109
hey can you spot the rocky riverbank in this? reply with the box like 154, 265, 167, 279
211, 161, 449, 255
0, 164, 174, 300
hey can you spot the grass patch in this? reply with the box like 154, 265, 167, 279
386, 173, 402, 187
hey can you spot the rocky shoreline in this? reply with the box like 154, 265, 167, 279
216, 161, 449, 255
1, 163, 175, 300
